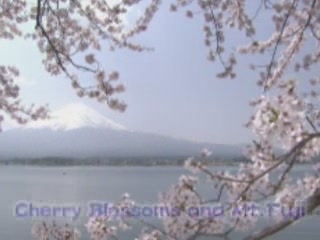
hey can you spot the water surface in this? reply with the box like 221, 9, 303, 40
0, 165, 318, 239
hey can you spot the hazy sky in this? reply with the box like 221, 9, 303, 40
0, 2, 314, 144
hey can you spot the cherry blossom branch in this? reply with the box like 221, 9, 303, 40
264, 0, 298, 91
243, 188, 320, 240
306, 115, 318, 132
235, 132, 320, 201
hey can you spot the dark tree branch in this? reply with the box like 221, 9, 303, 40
264, 0, 298, 91
35, 0, 42, 29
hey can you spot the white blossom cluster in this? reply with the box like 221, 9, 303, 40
85, 216, 117, 240
32, 222, 80, 240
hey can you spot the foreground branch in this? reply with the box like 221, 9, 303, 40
243, 188, 320, 240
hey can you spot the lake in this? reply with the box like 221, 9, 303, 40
0, 165, 318, 239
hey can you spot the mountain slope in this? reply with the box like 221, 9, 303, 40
0, 103, 243, 161
0, 128, 242, 159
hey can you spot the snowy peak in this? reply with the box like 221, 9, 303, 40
23, 103, 126, 131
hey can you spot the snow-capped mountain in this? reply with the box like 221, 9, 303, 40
20, 103, 126, 131
0, 103, 242, 161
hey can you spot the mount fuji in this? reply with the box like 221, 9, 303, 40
19, 103, 126, 131
0, 103, 242, 162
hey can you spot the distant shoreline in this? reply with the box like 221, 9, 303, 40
0, 157, 242, 167
0, 162, 239, 167
1, 155, 318, 167
0, 161, 315, 167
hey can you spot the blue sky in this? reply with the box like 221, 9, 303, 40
0, 1, 313, 145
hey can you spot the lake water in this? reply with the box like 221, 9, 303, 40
0, 165, 318, 239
